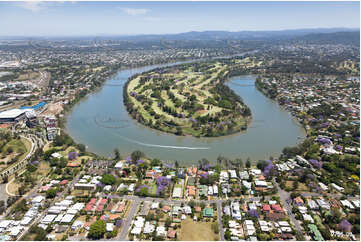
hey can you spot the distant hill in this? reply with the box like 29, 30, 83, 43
292, 31, 360, 46
1, 28, 359, 47
102, 28, 359, 41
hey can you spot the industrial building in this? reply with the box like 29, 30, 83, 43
0, 109, 30, 123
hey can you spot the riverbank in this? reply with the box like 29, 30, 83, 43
66, 63, 306, 164
254, 78, 309, 136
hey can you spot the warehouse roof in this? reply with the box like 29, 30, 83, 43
0, 109, 29, 119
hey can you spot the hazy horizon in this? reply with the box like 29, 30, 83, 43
0, 1, 359, 37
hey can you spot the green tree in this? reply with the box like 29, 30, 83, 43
77, 144, 86, 154
131, 150, 144, 163
46, 188, 57, 198
88, 220, 106, 239
165, 217, 172, 227
114, 148, 120, 160
256, 160, 268, 171
246, 158, 251, 168
224, 229, 231, 240
30, 226, 48, 241
6, 146, 13, 154
100, 174, 116, 185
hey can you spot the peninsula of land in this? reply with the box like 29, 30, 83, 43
124, 61, 252, 137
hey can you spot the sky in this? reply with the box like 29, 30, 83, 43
0, 1, 359, 36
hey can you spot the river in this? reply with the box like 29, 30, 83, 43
66, 62, 306, 164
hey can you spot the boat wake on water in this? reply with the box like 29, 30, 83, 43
113, 132, 210, 150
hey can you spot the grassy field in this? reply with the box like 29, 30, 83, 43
2, 139, 27, 154
18, 137, 31, 160
126, 60, 250, 137
37, 161, 51, 177
149, 183, 157, 196
8, 180, 20, 195
0, 137, 31, 173
179, 218, 219, 241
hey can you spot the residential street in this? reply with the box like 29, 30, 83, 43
118, 199, 140, 241
216, 201, 225, 241
274, 179, 303, 233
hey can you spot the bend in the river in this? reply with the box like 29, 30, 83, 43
66, 59, 306, 164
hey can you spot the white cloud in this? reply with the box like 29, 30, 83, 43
120, 7, 150, 16
18, 1, 44, 12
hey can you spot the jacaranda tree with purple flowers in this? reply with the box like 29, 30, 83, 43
156, 176, 170, 196
264, 160, 277, 178
68, 152, 78, 160
248, 209, 259, 218
309, 159, 322, 169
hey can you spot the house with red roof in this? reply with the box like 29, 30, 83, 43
162, 205, 171, 213
95, 198, 107, 212
168, 230, 177, 238
41, 185, 51, 192
116, 203, 125, 213
262, 204, 271, 212
145, 170, 154, 179
187, 186, 196, 197
106, 201, 114, 211
193, 167, 197, 175
293, 197, 304, 206
85, 198, 97, 212
271, 204, 283, 213
67, 162, 80, 167
195, 206, 201, 212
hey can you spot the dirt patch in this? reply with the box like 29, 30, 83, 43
41, 102, 63, 116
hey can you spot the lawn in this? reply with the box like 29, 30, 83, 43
179, 218, 219, 241
2, 139, 27, 154
36, 161, 51, 177
42, 142, 52, 152
149, 183, 157, 196
285, 180, 309, 191
18, 137, 31, 160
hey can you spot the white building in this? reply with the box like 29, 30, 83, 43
42, 214, 57, 224
229, 170, 238, 179
231, 202, 242, 220
303, 214, 314, 223
106, 223, 114, 232
61, 214, 75, 224
208, 186, 213, 196
243, 220, 256, 236
143, 222, 155, 234
331, 183, 344, 192
213, 185, 218, 195
156, 226, 167, 237
220, 171, 229, 182
173, 187, 182, 198
318, 182, 329, 191
341, 200, 355, 209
